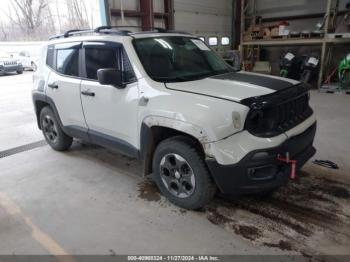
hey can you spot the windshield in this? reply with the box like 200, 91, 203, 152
133, 36, 234, 82
0, 50, 11, 58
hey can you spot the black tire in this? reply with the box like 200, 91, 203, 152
40, 106, 73, 151
31, 62, 37, 71
152, 137, 216, 210
16, 70, 23, 74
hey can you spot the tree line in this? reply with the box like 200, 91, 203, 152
0, 0, 94, 41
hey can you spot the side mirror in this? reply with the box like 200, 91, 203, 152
97, 68, 125, 88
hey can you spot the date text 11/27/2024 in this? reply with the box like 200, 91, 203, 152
127, 256, 220, 261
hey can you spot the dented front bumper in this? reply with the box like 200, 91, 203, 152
205, 123, 316, 194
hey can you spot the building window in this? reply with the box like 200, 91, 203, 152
199, 37, 205, 42
208, 37, 218, 46
221, 37, 230, 46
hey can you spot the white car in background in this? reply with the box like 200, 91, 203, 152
0, 50, 23, 75
17, 50, 38, 71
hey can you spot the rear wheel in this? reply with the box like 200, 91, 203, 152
40, 106, 72, 151
152, 137, 216, 210
31, 62, 37, 71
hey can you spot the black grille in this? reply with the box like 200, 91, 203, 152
4, 61, 17, 66
243, 85, 313, 138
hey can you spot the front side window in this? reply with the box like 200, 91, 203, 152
85, 48, 118, 80
84, 46, 136, 82
56, 48, 79, 76
133, 36, 233, 82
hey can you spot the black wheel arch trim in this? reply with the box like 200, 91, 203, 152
32, 92, 88, 139
139, 123, 207, 177
32, 92, 138, 158
33, 93, 206, 174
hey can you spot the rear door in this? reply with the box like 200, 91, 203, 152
46, 42, 88, 130
80, 41, 139, 154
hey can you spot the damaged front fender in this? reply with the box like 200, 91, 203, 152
143, 115, 210, 143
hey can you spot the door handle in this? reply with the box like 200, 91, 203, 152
81, 91, 95, 97
48, 83, 58, 89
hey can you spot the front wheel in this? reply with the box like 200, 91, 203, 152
40, 106, 73, 151
152, 137, 216, 210
16, 70, 23, 74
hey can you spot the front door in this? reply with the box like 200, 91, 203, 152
80, 41, 139, 155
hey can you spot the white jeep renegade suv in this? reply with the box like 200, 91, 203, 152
33, 27, 316, 210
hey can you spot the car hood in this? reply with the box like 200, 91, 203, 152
165, 71, 300, 102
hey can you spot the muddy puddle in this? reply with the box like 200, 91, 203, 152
206, 164, 350, 258
136, 164, 350, 258
137, 179, 161, 202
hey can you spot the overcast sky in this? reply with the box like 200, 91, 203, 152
0, 0, 102, 27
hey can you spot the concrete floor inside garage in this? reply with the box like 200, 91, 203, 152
0, 72, 350, 258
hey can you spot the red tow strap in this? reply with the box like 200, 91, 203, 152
277, 153, 297, 180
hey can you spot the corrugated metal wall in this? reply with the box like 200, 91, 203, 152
173, 0, 232, 53
108, 0, 233, 54
256, 0, 348, 19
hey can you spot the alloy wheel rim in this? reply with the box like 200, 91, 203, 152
159, 153, 195, 198
42, 115, 58, 144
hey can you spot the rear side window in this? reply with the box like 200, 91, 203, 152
46, 45, 55, 69
85, 48, 118, 80
122, 49, 137, 83
56, 48, 79, 77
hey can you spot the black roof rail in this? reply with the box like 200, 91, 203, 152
165, 30, 192, 35
49, 29, 93, 40
49, 26, 192, 40
63, 29, 89, 37
49, 34, 64, 40
94, 25, 167, 33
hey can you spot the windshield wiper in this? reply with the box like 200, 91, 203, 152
152, 76, 191, 83
153, 69, 234, 83
183, 70, 233, 81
